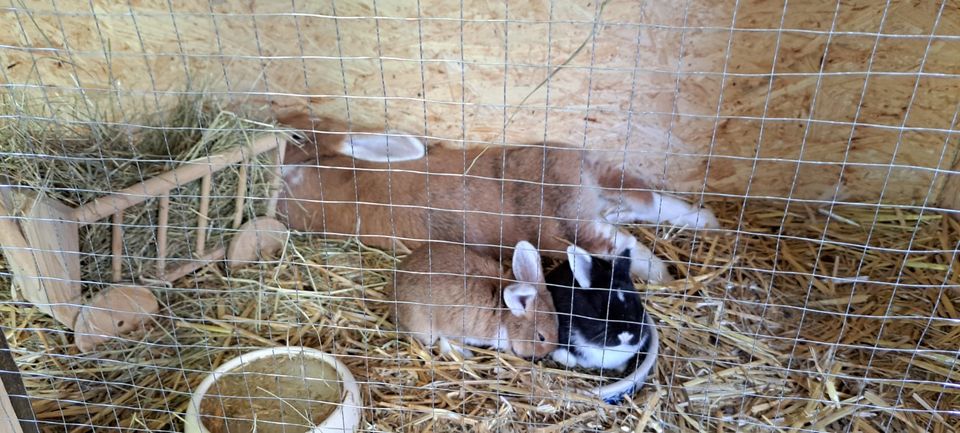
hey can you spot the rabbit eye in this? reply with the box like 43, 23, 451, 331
537, 332, 546, 342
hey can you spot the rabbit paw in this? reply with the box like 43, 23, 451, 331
551, 348, 579, 368
636, 193, 719, 230
630, 248, 672, 284
439, 338, 473, 358
671, 207, 719, 230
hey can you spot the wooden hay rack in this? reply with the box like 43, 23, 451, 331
0, 133, 291, 352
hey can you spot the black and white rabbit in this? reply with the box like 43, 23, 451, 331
546, 245, 658, 379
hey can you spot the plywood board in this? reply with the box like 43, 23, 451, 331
1, 0, 958, 205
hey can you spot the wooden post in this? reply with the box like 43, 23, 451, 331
111, 211, 123, 283
163, 247, 227, 282
232, 162, 248, 229
196, 174, 212, 256
0, 331, 37, 433
265, 137, 286, 219
156, 194, 169, 278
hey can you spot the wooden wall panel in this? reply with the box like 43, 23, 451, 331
2, 0, 958, 205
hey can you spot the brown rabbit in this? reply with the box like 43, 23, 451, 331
390, 240, 558, 359
276, 113, 718, 283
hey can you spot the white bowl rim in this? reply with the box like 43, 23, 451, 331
183, 346, 362, 433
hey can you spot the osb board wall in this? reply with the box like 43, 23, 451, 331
1, 0, 959, 207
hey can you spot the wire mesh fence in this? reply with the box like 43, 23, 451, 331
1, 1, 958, 432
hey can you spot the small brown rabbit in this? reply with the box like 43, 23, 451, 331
389, 240, 558, 359
276, 112, 719, 283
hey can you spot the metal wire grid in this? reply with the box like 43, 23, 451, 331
0, 0, 958, 432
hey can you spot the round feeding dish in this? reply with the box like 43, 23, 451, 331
184, 346, 361, 433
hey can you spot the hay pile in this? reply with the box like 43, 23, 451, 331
1, 195, 957, 432
0, 94, 288, 283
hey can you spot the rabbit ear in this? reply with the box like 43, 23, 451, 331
566, 245, 593, 288
512, 241, 544, 284
503, 284, 537, 317
341, 131, 425, 162
613, 248, 632, 282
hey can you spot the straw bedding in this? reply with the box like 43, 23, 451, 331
1, 99, 958, 433
1, 195, 957, 432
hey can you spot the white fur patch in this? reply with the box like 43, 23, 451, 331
281, 165, 305, 188
566, 245, 593, 289
439, 337, 473, 358
551, 348, 578, 368
617, 193, 719, 229
567, 328, 644, 372
627, 242, 670, 283
342, 132, 425, 162
462, 325, 510, 351
656, 194, 718, 229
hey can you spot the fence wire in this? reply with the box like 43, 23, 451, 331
1, 1, 958, 433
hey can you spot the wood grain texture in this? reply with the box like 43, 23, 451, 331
2, 0, 958, 204
69, 133, 284, 224
0, 332, 37, 433
0, 189, 83, 328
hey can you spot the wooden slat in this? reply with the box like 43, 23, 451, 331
72, 133, 284, 225
195, 174, 212, 256
232, 161, 249, 229
156, 194, 169, 277
161, 247, 227, 283
111, 211, 123, 283
265, 142, 287, 219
